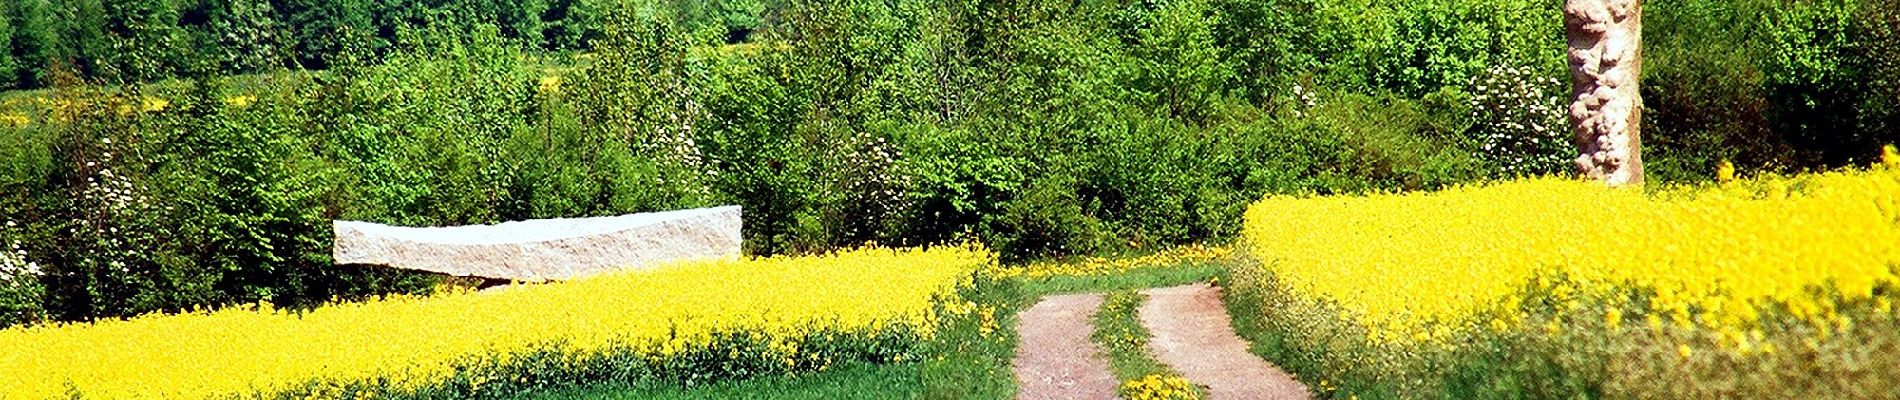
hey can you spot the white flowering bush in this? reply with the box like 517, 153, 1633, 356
0, 220, 45, 327
1466, 64, 1570, 177
83, 139, 153, 227
1289, 82, 1321, 117
832, 129, 910, 241
73, 134, 161, 278
644, 113, 716, 200
38, 91, 179, 320
569, 11, 716, 205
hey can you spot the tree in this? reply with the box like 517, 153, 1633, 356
58, 0, 115, 81
10, 0, 65, 87
281, 0, 379, 69
1564, 0, 1644, 186
104, 0, 190, 82
0, 1, 18, 90
543, 0, 602, 51
199, 0, 290, 74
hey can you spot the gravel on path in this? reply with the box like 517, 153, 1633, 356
1013, 293, 1120, 400
1140, 283, 1311, 400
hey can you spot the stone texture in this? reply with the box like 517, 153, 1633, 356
1566, 0, 1645, 186
333, 206, 742, 281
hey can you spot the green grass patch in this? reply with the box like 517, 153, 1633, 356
1019, 262, 1223, 297
1091, 290, 1208, 399
1092, 291, 1175, 381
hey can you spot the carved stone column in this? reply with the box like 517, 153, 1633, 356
1565, 0, 1644, 186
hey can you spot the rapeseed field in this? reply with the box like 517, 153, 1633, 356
0, 246, 989, 399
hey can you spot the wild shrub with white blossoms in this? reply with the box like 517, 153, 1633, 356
74, 135, 159, 275
1289, 82, 1321, 117
834, 130, 910, 240
0, 219, 46, 327
645, 110, 716, 200
0, 223, 39, 281
1466, 64, 1570, 177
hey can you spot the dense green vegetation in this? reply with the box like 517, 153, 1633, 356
1, 0, 1896, 326
0, 0, 769, 88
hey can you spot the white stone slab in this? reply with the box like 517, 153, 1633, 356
333, 206, 742, 281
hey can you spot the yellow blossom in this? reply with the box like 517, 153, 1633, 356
0, 245, 990, 399
1238, 166, 1900, 346
225, 96, 258, 107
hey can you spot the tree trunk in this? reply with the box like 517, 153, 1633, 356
1565, 0, 1644, 186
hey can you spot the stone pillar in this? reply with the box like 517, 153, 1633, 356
1565, 0, 1644, 186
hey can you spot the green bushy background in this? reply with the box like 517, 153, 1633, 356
0, 0, 1894, 325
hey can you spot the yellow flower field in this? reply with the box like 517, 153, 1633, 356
997, 244, 1231, 279
0, 245, 990, 399
1241, 164, 1900, 345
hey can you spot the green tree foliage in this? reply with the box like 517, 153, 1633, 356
193, 0, 290, 73
103, 0, 189, 82
0, 1, 16, 85
8, 0, 64, 87
1641, 0, 1900, 181
0, 0, 1895, 326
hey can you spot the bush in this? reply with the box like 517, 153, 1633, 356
1641, 0, 1783, 182
0, 225, 44, 326
1642, 0, 1900, 182
1464, 64, 1569, 177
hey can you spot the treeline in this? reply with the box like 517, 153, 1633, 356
0, 0, 773, 89
1, 0, 1896, 326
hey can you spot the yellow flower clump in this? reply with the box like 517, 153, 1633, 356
0, 245, 990, 399
537, 76, 563, 93
1242, 166, 1900, 345
224, 95, 258, 108
1119, 374, 1199, 400
998, 244, 1230, 279
0, 113, 28, 127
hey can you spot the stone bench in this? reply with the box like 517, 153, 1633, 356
333, 206, 742, 281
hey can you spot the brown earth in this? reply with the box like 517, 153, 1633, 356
1139, 283, 1311, 400
1013, 293, 1120, 400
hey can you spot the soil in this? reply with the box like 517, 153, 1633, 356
1139, 283, 1311, 400
1012, 293, 1120, 400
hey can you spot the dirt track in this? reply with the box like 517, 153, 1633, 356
1012, 293, 1119, 400
1140, 283, 1310, 400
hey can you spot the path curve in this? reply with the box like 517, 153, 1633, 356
1013, 293, 1119, 400
1140, 283, 1311, 400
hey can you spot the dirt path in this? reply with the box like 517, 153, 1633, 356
1013, 293, 1119, 400
1139, 283, 1310, 400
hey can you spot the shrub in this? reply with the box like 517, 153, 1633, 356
1640, 0, 1783, 183
1464, 64, 1569, 177
0, 224, 44, 326
1642, 0, 1900, 181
